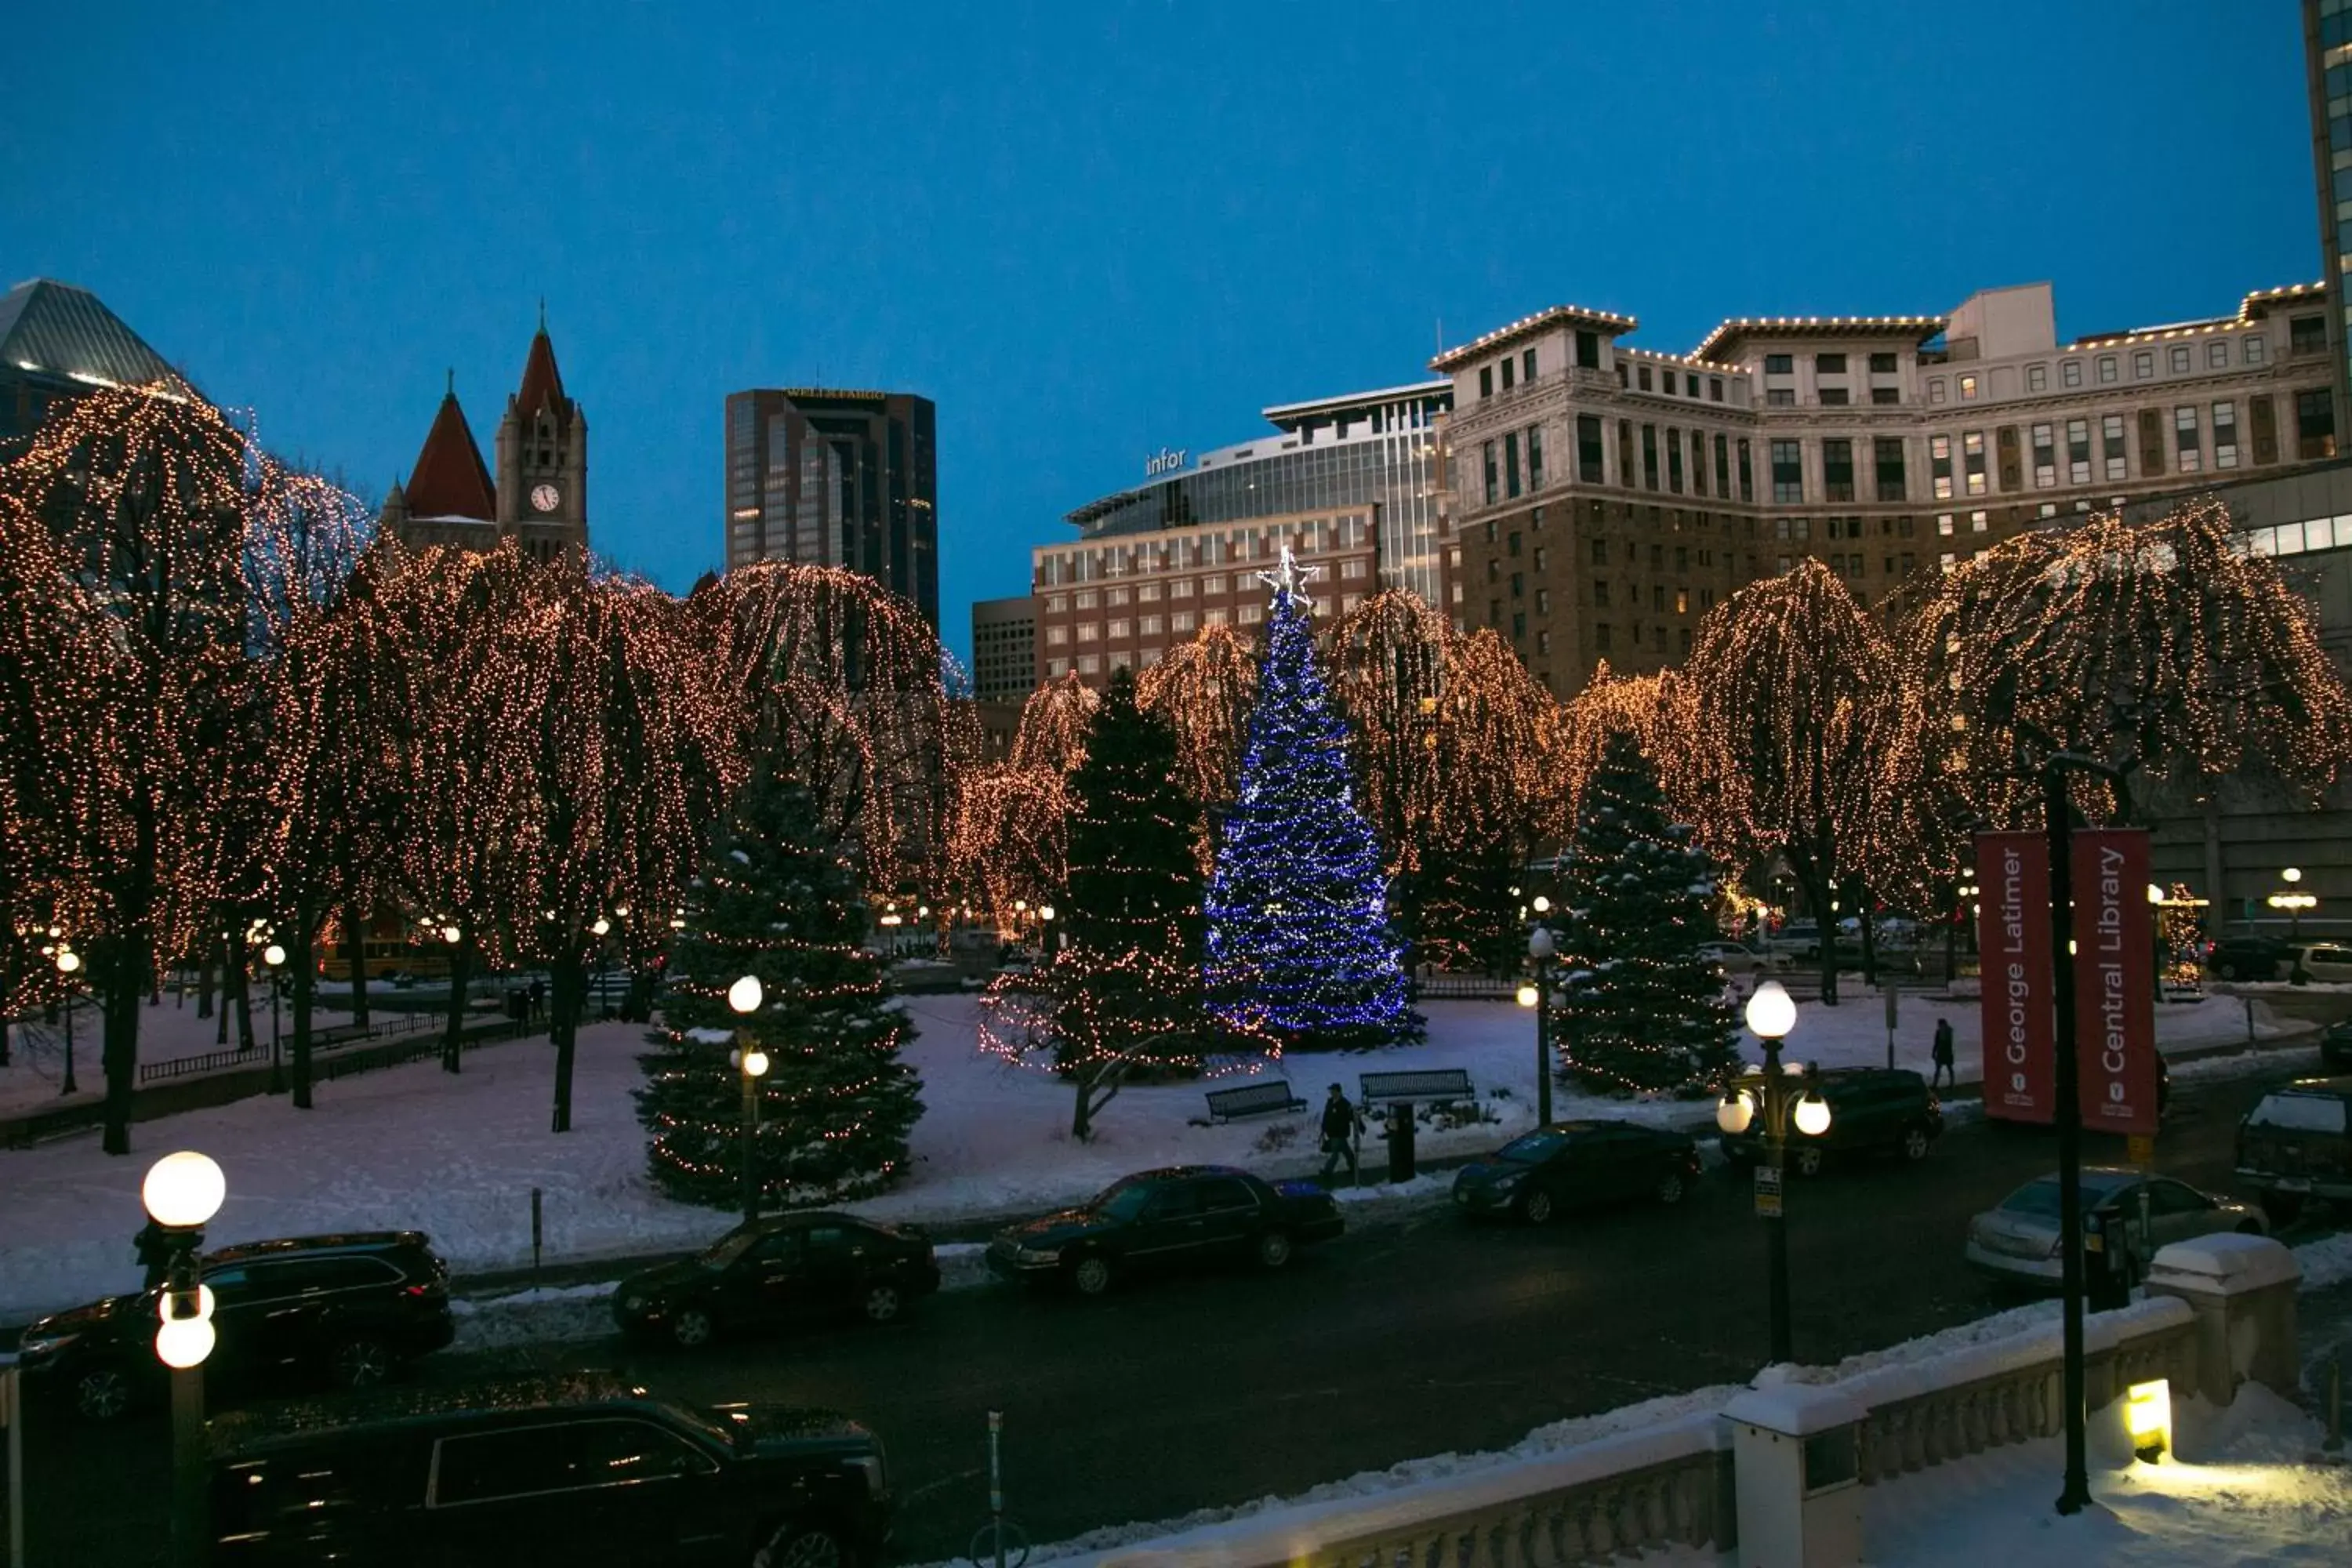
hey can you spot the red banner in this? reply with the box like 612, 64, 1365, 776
2071, 829, 2159, 1138
1976, 831, 2055, 1123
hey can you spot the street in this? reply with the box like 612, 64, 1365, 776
13, 1065, 2333, 1567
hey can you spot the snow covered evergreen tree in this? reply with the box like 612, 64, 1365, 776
1555, 731, 1736, 1094
1203, 550, 1417, 1051
636, 771, 921, 1209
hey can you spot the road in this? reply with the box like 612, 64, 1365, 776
13, 1065, 2332, 1568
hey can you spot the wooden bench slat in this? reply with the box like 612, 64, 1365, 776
1203, 1078, 1307, 1123
1359, 1069, 1475, 1104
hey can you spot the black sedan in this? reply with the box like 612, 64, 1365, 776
612, 1213, 939, 1348
986, 1166, 1344, 1297
2324, 1019, 2352, 1071
1452, 1120, 1702, 1223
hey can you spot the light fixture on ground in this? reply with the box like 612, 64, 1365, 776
263, 942, 287, 1095
1523, 921, 1558, 1123
143, 1150, 225, 1568
1715, 978, 1828, 1365
728, 976, 767, 1222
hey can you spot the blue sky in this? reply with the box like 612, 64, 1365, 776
2, 1, 2314, 664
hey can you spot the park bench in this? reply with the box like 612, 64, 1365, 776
1359, 1068, 1475, 1106
1203, 1078, 1308, 1123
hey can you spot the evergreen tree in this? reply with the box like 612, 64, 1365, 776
1063, 667, 1203, 964
636, 771, 922, 1210
1555, 731, 1736, 1094
1204, 553, 1417, 1051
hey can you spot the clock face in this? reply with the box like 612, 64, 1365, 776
529, 483, 561, 514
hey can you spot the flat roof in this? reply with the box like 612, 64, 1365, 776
1261, 379, 1452, 425
1430, 304, 1639, 372
1691, 314, 1947, 363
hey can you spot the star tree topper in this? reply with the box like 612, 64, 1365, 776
1257, 544, 1323, 607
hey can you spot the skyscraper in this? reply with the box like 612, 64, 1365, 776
2310, 0, 2352, 428
0, 278, 189, 451
723, 388, 938, 628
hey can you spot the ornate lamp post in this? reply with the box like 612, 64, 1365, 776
1039, 904, 1058, 952
143, 1150, 225, 1568
727, 975, 768, 1223
54, 945, 82, 1095
1715, 979, 1831, 1364
2269, 866, 2316, 947
262, 942, 287, 1094
1519, 896, 1556, 1125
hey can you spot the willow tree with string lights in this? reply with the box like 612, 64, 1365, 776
1011, 672, 1100, 776
1905, 495, 2352, 832
1138, 622, 1258, 825
1559, 662, 1705, 846
946, 762, 1068, 934
0, 387, 263, 1152
1684, 561, 1900, 1004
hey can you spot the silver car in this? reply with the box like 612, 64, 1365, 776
1964, 1167, 2263, 1289
1697, 941, 1789, 978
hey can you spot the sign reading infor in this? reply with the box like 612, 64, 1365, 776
1144, 446, 1188, 478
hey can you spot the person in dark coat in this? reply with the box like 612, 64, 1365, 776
1318, 1083, 1364, 1187
1930, 1018, 1956, 1091
528, 978, 546, 1024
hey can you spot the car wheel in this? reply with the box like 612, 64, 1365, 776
861, 1283, 903, 1325
1900, 1126, 1932, 1162
2261, 1192, 2305, 1227
753, 1522, 851, 1568
1069, 1254, 1113, 1297
1654, 1170, 1687, 1206
1794, 1146, 1825, 1178
670, 1306, 717, 1348
1254, 1228, 1294, 1270
332, 1336, 394, 1390
1515, 1187, 1556, 1225
73, 1366, 132, 1421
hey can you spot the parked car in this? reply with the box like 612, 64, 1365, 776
1696, 942, 1789, 978
613, 1214, 940, 1348
14, 1231, 454, 1421
2234, 1076, 2352, 1223
1762, 921, 1820, 957
1718, 1068, 1944, 1175
2284, 942, 2352, 984
986, 1166, 1343, 1297
2322, 1021, 2352, 1072
206, 1370, 890, 1568
1451, 1120, 1701, 1223
1965, 1168, 2263, 1289
2206, 934, 2291, 982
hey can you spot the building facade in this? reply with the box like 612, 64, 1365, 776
0, 278, 189, 452
1432, 280, 2340, 695
969, 595, 1039, 703
2307, 0, 2352, 429
1036, 380, 1450, 688
381, 318, 589, 561
723, 388, 939, 628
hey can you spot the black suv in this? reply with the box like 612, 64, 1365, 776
207, 1371, 890, 1568
14, 1231, 453, 1420
614, 1214, 941, 1348
2207, 934, 2290, 982
1719, 1068, 1944, 1175
987, 1166, 1344, 1297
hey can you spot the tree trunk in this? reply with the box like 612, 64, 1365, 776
1859, 892, 1879, 989
197, 949, 215, 1021
231, 946, 255, 1051
345, 895, 371, 1028
291, 916, 316, 1110
1804, 873, 1839, 1007
441, 942, 472, 1073
550, 952, 587, 1133
215, 932, 233, 1045
624, 967, 659, 1024
100, 949, 141, 1156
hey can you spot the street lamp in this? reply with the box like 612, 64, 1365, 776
1523, 924, 1557, 1124
143, 1150, 224, 1568
2268, 869, 2317, 946
728, 975, 766, 1223
1039, 904, 1058, 951
54, 945, 82, 1095
262, 942, 286, 1094
1715, 979, 1830, 1365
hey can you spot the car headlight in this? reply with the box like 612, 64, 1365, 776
1487, 1171, 1523, 1192
1014, 1245, 1061, 1264
619, 1295, 647, 1313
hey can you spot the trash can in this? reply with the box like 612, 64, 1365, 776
1386, 1102, 1417, 1184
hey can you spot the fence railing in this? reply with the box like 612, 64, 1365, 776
136, 1007, 441, 1086
1410, 975, 1519, 1000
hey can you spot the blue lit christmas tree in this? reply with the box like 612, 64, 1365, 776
1204, 550, 1419, 1051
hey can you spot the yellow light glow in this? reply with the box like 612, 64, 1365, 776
2125, 1377, 2171, 1458
1515, 983, 1539, 1008
741, 1049, 770, 1078
154, 1316, 215, 1370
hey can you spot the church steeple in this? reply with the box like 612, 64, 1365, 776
495, 308, 587, 555
397, 382, 495, 522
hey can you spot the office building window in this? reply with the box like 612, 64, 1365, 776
1969, 510, 1988, 533
1737, 439, 1754, 502
2027, 364, 2047, 392
1963, 431, 1987, 495
1076, 622, 1099, 642
1652, 584, 1668, 612
1045, 625, 1068, 646
2097, 355, 2118, 383
1937, 514, 1955, 536
2299, 389, 2338, 459
1766, 387, 1795, 406
1930, 435, 1953, 499
1868, 351, 1897, 373
1595, 622, 1611, 652
1817, 353, 1846, 374
2169, 344, 2191, 372
1140, 615, 1162, 635
1501, 357, 1515, 391
1637, 365, 1653, 391
1483, 441, 1498, 506
2102, 413, 2127, 480
1341, 557, 1367, 579
2212, 401, 2239, 467
1875, 437, 1906, 501
1504, 431, 1523, 499
1046, 658, 1069, 677
1770, 439, 1803, 503
2208, 339, 2229, 368
1820, 387, 1849, 405
1995, 424, 2022, 490
1690, 429, 1709, 496
1715, 433, 1730, 499
1590, 537, 1608, 564
1203, 608, 1228, 626
1575, 330, 1600, 368
2032, 423, 2056, 487
2132, 350, 2154, 379
1527, 425, 1545, 489
1959, 374, 1978, 401
2173, 406, 2201, 472
1171, 611, 1195, 631
1536, 630, 1550, 655
1479, 366, 1493, 399
1765, 353, 1792, 375
2062, 359, 2083, 388
1667, 429, 1685, 493
2243, 334, 2267, 365
1523, 347, 1537, 382
1824, 437, 1855, 502
1078, 654, 1101, 673
1107, 619, 1130, 640
1710, 376, 1724, 401
1872, 385, 1901, 405
1940, 553, 1957, 574
1535, 588, 1549, 614
1576, 414, 1604, 483
2067, 419, 2092, 484
1642, 425, 1660, 489
1238, 604, 1261, 624
1685, 372, 1699, 397
1170, 578, 1193, 598
1929, 379, 1947, 405
2292, 315, 2328, 354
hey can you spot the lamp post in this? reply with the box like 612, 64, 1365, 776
727, 975, 768, 1224
1715, 979, 1831, 1366
1039, 904, 1058, 952
143, 1149, 225, 1568
2269, 867, 2315, 946
55, 945, 82, 1095
1519, 898, 1556, 1126
262, 942, 286, 1094
591, 914, 612, 1017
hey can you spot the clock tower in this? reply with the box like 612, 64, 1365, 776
493, 303, 589, 560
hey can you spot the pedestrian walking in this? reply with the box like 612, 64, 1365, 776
528, 977, 546, 1025
1318, 1083, 1364, 1188
134, 1219, 172, 1292
1930, 1017, 1956, 1091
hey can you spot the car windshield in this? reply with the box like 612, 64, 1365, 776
1999, 1175, 2132, 1219
699, 1230, 761, 1269
1496, 1131, 1571, 1164
1091, 1179, 1157, 1220
2249, 1094, 2350, 1134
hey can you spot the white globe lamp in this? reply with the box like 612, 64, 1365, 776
1744, 980, 1797, 1043
142, 1152, 226, 1231
727, 975, 764, 1015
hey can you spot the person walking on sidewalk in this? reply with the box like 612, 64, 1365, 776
1318, 1083, 1364, 1187
1930, 1017, 1956, 1091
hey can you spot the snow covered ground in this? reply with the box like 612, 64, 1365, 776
0, 995, 361, 1117
0, 989, 2310, 1323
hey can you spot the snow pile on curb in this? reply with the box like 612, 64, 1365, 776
2294, 1230, 2352, 1290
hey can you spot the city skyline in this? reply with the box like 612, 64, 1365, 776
1, 0, 2318, 664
